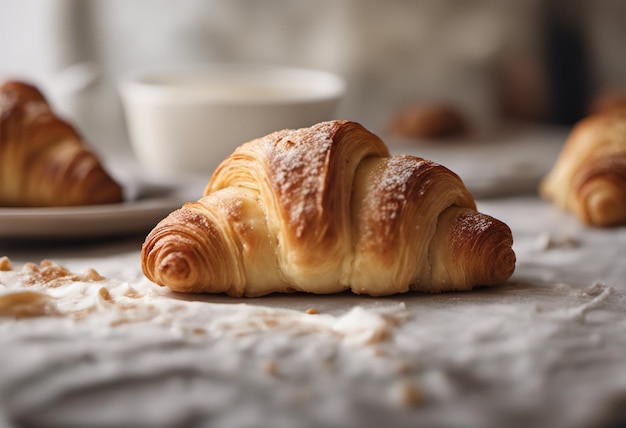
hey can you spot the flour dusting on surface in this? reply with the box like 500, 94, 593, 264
0, 259, 407, 346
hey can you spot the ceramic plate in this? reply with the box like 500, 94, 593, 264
0, 187, 188, 240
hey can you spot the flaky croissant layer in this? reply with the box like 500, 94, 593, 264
540, 110, 626, 227
142, 120, 515, 296
0, 80, 123, 207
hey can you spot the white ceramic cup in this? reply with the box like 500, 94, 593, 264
118, 63, 345, 177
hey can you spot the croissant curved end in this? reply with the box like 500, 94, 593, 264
142, 239, 198, 292
483, 239, 516, 285
460, 213, 516, 287
582, 187, 626, 226
141, 205, 246, 295
156, 251, 193, 287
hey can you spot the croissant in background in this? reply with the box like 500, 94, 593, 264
0, 80, 123, 207
387, 102, 468, 140
540, 110, 626, 227
142, 120, 515, 297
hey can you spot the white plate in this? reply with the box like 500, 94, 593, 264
0, 187, 189, 240
385, 124, 569, 198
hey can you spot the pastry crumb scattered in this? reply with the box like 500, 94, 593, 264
0, 256, 12, 271
98, 287, 113, 302
1, 260, 408, 349
265, 360, 278, 376
123, 286, 142, 299
18, 260, 107, 288
84, 268, 105, 281
0, 291, 58, 318
393, 381, 424, 408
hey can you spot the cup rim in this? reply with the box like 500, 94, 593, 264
118, 63, 346, 105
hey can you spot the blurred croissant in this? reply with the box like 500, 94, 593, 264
142, 120, 515, 296
540, 110, 626, 227
0, 80, 123, 207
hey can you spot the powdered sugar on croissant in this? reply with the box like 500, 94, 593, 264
142, 120, 515, 296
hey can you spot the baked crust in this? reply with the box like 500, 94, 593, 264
142, 120, 515, 296
0, 80, 123, 207
540, 110, 626, 226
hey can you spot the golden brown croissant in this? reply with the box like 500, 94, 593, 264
142, 120, 515, 296
540, 110, 626, 227
0, 80, 123, 207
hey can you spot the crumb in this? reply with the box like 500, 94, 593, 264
370, 328, 390, 344
305, 307, 319, 314
263, 318, 279, 328
0, 291, 59, 318
323, 354, 336, 367
109, 318, 133, 327
23, 262, 39, 273
191, 327, 206, 335
394, 381, 424, 408
19, 260, 108, 288
0, 256, 12, 271
82, 268, 105, 282
98, 287, 113, 302
265, 360, 278, 376
382, 313, 404, 327
123, 286, 142, 299
117, 302, 147, 311
70, 307, 96, 320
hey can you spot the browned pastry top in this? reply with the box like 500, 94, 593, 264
143, 120, 515, 296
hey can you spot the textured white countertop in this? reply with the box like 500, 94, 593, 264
1, 195, 626, 428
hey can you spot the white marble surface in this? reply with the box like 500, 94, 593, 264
1, 195, 626, 428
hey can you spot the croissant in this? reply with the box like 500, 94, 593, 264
387, 103, 468, 140
540, 110, 626, 227
0, 80, 123, 207
142, 120, 515, 297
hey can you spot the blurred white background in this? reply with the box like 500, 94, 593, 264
0, 0, 625, 157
